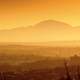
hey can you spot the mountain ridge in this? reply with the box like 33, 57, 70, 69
0, 20, 73, 31
0, 20, 80, 42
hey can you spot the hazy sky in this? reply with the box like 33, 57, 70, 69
0, 0, 80, 29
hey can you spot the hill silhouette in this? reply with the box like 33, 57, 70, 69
0, 20, 80, 43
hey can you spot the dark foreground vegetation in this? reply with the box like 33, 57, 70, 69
0, 65, 80, 80
0, 45, 80, 80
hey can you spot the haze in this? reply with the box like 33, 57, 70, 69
1, 0, 80, 29
0, 20, 80, 43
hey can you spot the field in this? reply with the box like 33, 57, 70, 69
0, 45, 80, 80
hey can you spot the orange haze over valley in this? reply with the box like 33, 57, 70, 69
1, 1, 80, 79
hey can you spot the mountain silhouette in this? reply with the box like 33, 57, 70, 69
0, 20, 80, 42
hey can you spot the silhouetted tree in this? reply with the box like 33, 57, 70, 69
64, 60, 72, 80
77, 65, 80, 80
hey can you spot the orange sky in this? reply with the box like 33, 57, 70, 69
0, 0, 80, 29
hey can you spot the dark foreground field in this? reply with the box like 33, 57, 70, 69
0, 45, 80, 80
0, 64, 80, 80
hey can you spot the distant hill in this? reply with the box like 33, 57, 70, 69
0, 20, 80, 43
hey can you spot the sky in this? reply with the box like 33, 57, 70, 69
0, 0, 80, 29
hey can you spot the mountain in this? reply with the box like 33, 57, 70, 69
0, 20, 80, 42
